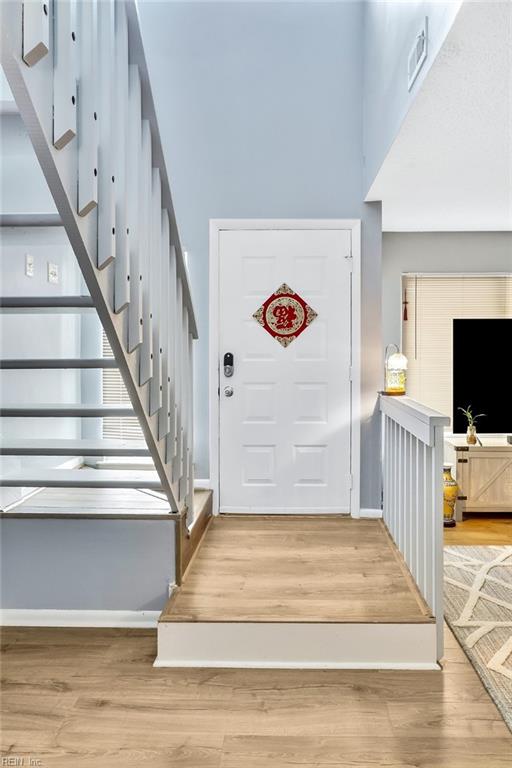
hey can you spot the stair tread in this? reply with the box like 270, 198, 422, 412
0, 295, 94, 307
0, 469, 162, 489
0, 358, 118, 369
0, 439, 149, 456
0, 296, 94, 311
0, 404, 134, 416
0, 213, 62, 227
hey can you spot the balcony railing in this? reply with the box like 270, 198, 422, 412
380, 395, 449, 661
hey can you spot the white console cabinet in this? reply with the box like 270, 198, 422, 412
445, 437, 512, 520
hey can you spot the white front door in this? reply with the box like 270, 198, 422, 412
218, 226, 353, 514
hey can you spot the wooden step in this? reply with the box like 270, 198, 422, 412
0, 358, 117, 369
0, 469, 162, 489
0, 404, 134, 417
0, 439, 149, 457
0, 296, 94, 312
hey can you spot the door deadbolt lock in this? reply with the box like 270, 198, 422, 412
223, 352, 234, 377
224, 386, 234, 398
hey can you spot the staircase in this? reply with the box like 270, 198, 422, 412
1, 1, 198, 581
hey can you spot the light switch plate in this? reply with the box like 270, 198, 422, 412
47, 262, 59, 284
25, 253, 34, 277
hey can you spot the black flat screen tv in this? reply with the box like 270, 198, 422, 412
452, 318, 512, 434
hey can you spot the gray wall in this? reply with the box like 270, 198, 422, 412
383, 231, 512, 349
363, 0, 462, 195
138, 0, 383, 508
0, 113, 57, 214
0, 518, 174, 611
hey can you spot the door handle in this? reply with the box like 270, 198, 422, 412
224, 386, 234, 398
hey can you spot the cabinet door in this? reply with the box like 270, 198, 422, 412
466, 451, 512, 512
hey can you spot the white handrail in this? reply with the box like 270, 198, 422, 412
380, 395, 449, 661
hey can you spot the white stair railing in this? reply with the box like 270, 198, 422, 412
380, 395, 449, 661
1, 0, 197, 518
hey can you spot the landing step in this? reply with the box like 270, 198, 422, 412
0, 358, 118, 369
0, 404, 134, 417
0, 469, 162, 489
0, 296, 94, 312
156, 515, 438, 669
0, 439, 149, 457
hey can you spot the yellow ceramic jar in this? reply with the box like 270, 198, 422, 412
443, 464, 458, 528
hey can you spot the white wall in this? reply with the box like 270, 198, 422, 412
382, 231, 512, 349
363, 0, 462, 195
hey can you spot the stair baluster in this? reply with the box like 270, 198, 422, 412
149, 168, 163, 416
53, 0, 77, 150
138, 119, 154, 386
77, 0, 98, 217
158, 212, 172, 442
126, 65, 143, 351
113, 0, 130, 313
97, 0, 116, 269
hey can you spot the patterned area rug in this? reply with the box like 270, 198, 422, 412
444, 546, 512, 732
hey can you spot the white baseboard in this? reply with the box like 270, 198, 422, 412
153, 659, 439, 670
360, 508, 383, 519
0, 609, 160, 628
194, 478, 211, 489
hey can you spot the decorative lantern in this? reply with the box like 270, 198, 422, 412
384, 344, 408, 396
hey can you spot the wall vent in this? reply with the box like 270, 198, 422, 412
408, 17, 428, 91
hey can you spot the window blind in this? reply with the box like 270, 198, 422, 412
102, 331, 143, 440
402, 274, 512, 428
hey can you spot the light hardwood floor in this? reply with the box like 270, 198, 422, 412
1, 625, 511, 767
161, 515, 432, 623
444, 514, 512, 545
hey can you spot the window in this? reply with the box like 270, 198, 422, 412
102, 331, 143, 440
402, 274, 512, 427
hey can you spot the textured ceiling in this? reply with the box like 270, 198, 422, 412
367, 1, 512, 232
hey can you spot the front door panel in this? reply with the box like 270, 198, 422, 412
219, 228, 352, 513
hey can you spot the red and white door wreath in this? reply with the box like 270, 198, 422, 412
253, 283, 318, 348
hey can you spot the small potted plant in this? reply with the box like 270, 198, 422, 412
458, 405, 486, 445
